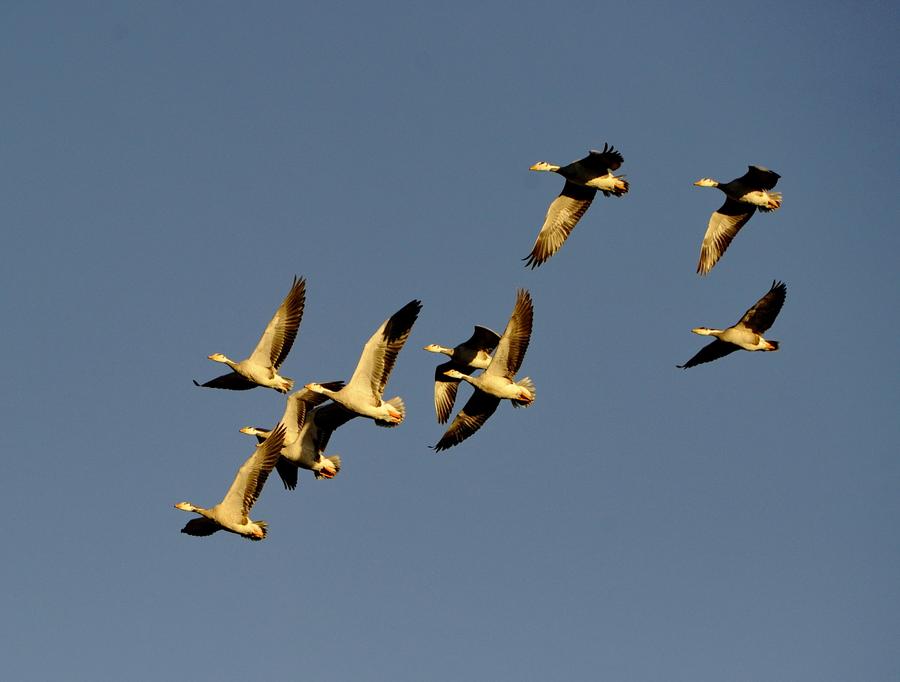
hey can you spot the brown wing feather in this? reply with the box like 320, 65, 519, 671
736, 281, 787, 333
249, 276, 306, 369
487, 289, 534, 379
696, 199, 756, 275
433, 360, 475, 424
242, 422, 286, 514
282, 393, 308, 433
220, 423, 287, 518
433, 390, 501, 451
524, 182, 596, 268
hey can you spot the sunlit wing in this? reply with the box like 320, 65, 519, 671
486, 289, 534, 379
523, 182, 596, 269
248, 276, 306, 369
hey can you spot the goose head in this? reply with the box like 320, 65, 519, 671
693, 178, 719, 188
207, 353, 230, 363
174, 501, 197, 512
423, 343, 451, 355
529, 161, 560, 172
691, 327, 718, 336
239, 426, 268, 437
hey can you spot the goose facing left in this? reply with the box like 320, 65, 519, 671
239, 383, 356, 490
424, 325, 501, 424
524, 143, 628, 268
694, 166, 782, 275
306, 300, 422, 426
193, 276, 306, 393
174, 422, 287, 541
433, 289, 535, 451
678, 280, 786, 369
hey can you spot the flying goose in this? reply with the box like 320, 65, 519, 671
194, 276, 306, 393
174, 422, 287, 541
694, 166, 782, 275
678, 280, 787, 369
239, 383, 356, 490
524, 143, 628, 268
424, 325, 501, 423
433, 289, 535, 451
306, 300, 422, 426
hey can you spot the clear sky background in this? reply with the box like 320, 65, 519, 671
1, 2, 897, 680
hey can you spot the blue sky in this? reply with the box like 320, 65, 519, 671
1, 2, 897, 680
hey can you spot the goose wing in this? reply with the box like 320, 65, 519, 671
281, 392, 308, 442
737, 165, 780, 190
220, 422, 286, 519
193, 373, 257, 390
464, 325, 502, 353
274, 458, 299, 491
486, 289, 534, 379
696, 199, 756, 275
311, 403, 358, 452
433, 361, 469, 424
677, 339, 739, 369
735, 280, 787, 333
581, 143, 624, 174
524, 181, 596, 268
346, 300, 422, 399
248, 276, 306, 369
180, 518, 221, 536
433, 390, 501, 451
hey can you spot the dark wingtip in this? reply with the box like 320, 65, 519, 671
192, 379, 201, 387
522, 253, 542, 269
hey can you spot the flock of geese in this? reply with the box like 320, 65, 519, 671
174, 146, 788, 541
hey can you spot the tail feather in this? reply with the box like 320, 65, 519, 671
512, 377, 536, 408
601, 176, 629, 197
375, 396, 405, 427
246, 521, 268, 541
758, 191, 783, 212
314, 454, 342, 479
